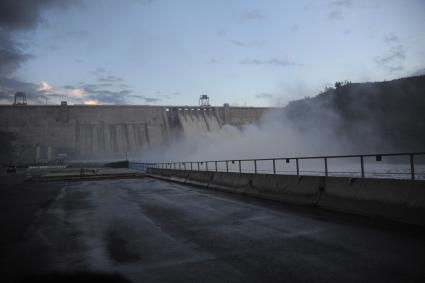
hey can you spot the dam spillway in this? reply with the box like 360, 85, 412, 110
0, 104, 269, 163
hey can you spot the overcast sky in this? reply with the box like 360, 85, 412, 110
1, 0, 424, 106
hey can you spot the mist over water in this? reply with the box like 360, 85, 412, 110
141, 108, 355, 163
138, 94, 425, 179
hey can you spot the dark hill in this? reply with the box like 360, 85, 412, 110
282, 75, 425, 153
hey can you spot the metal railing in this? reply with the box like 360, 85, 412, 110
130, 152, 425, 180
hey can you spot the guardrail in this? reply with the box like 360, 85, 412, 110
130, 152, 425, 180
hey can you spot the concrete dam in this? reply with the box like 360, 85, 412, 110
0, 104, 269, 164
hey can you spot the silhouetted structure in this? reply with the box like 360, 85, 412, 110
199, 94, 210, 106
13, 92, 27, 105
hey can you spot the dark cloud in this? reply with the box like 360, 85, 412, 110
98, 75, 124, 83
343, 28, 352, 35
210, 59, 220, 64
241, 58, 297, 67
0, 0, 72, 75
290, 25, 299, 32
63, 85, 75, 90
59, 66, 145, 105
375, 33, 405, 72
66, 30, 91, 39
0, 0, 69, 30
384, 33, 399, 44
240, 9, 264, 21
128, 94, 161, 103
66, 81, 164, 105
327, 0, 351, 20
374, 45, 406, 72
74, 83, 131, 104
90, 67, 107, 76
134, 0, 158, 5
88, 89, 133, 104
255, 92, 273, 99
0, 77, 165, 105
229, 40, 247, 47
0, 32, 32, 75
329, 0, 351, 8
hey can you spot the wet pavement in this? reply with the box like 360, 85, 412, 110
1, 177, 425, 282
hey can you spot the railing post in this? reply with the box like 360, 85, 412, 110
410, 154, 415, 180
360, 156, 364, 178
324, 157, 328, 177
273, 159, 276, 175
197, 162, 200, 171
226, 161, 229, 172
296, 158, 299, 176
254, 160, 257, 174
215, 161, 218, 172
239, 160, 242, 173
190, 162, 193, 171
206, 161, 208, 172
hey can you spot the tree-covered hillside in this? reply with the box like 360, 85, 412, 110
283, 75, 425, 153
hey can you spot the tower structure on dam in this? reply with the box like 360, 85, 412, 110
0, 104, 270, 164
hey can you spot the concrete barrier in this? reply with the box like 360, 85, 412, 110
319, 177, 425, 226
148, 169, 425, 227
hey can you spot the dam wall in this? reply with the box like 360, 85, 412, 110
0, 104, 269, 164
148, 168, 425, 227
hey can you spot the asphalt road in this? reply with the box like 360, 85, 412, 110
1, 176, 425, 283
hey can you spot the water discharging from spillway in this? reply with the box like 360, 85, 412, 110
178, 110, 222, 136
